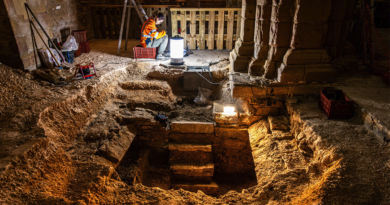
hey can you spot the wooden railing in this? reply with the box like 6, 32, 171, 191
91, 5, 179, 40
170, 8, 242, 50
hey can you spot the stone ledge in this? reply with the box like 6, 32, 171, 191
170, 163, 214, 177
168, 142, 212, 152
171, 122, 214, 134
172, 181, 218, 195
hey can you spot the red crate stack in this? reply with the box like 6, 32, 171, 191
319, 90, 354, 119
133, 46, 156, 59
72, 30, 90, 57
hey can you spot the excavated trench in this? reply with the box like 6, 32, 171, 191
1, 62, 389, 204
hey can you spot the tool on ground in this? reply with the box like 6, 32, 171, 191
154, 114, 168, 123
117, 0, 148, 55
75, 63, 98, 80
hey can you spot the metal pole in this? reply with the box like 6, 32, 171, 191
117, 0, 129, 55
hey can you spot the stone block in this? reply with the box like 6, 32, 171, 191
329, 0, 347, 21
271, 3, 295, 23
324, 46, 338, 59
257, 0, 272, 5
169, 142, 213, 164
248, 58, 267, 76
183, 71, 213, 91
256, 4, 272, 20
277, 63, 305, 83
325, 21, 342, 46
214, 112, 239, 124
215, 127, 249, 140
291, 23, 328, 49
172, 181, 218, 195
248, 119, 271, 137
293, 0, 332, 23
97, 125, 137, 163
263, 60, 277, 79
255, 107, 278, 116
233, 56, 251, 72
283, 49, 331, 65
268, 116, 289, 130
169, 133, 214, 143
239, 114, 264, 126
269, 22, 293, 48
304, 64, 335, 82
254, 20, 270, 44
342, 42, 355, 55
242, 3, 256, 19
240, 18, 255, 42
236, 45, 254, 56
171, 122, 214, 134
267, 46, 288, 62
271, 130, 294, 140
254, 43, 269, 59
170, 163, 214, 177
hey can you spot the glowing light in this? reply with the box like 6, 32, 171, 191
223, 106, 235, 113
170, 38, 184, 59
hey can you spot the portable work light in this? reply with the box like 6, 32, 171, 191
223, 106, 235, 114
170, 37, 184, 65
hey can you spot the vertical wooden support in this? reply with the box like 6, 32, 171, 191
226, 11, 234, 49
125, 5, 131, 50
171, 10, 178, 37
112, 8, 119, 38
199, 11, 206, 49
99, 8, 107, 39
106, 8, 113, 39
161, 8, 167, 31
208, 11, 215, 50
236, 10, 241, 40
91, 7, 101, 38
217, 10, 224, 49
180, 10, 187, 49
190, 11, 196, 49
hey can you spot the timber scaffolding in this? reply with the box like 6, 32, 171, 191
88, 4, 241, 50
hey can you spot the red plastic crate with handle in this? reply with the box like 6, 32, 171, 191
319, 90, 354, 119
133, 46, 156, 59
71, 30, 87, 43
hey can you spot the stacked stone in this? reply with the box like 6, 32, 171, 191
229, 0, 256, 73
248, 0, 272, 76
277, 0, 334, 83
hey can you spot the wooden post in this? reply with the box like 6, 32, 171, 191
217, 10, 224, 49
190, 11, 196, 49
181, 10, 187, 49
99, 8, 107, 39
208, 11, 215, 49
112, 8, 119, 38
171, 10, 178, 37
226, 11, 234, 49
199, 11, 206, 49
91, 7, 101, 38
236, 10, 241, 40
117, 0, 128, 55
106, 8, 113, 39
162, 8, 167, 31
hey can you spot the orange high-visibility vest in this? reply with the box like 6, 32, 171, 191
140, 18, 166, 47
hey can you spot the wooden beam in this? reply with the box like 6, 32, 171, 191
217, 10, 224, 49
199, 11, 206, 49
226, 11, 234, 50
175, 13, 239, 22
208, 11, 215, 50
190, 11, 196, 49
180, 10, 187, 49
171, 10, 178, 37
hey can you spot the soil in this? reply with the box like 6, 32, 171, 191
0, 43, 389, 204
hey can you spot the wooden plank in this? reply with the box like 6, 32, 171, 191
199, 11, 206, 49
162, 8, 167, 31
112, 8, 119, 38
90, 5, 180, 8
180, 10, 187, 49
236, 10, 241, 40
186, 34, 237, 42
171, 10, 178, 37
226, 11, 234, 49
170, 8, 241, 11
106, 8, 113, 39
91, 7, 101, 38
208, 11, 215, 50
99, 8, 107, 39
217, 10, 224, 49
190, 11, 196, 49
176, 13, 238, 22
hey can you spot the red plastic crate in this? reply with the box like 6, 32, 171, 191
80, 41, 90, 53
133, 46, 156, 59
319, 90, 354, 119
71, 30, 87, 43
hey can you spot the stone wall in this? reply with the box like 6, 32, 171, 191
3, 0, 81, 70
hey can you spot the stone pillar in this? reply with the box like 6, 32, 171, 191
229, 0, 256, 73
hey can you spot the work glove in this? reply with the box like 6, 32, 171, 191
156, 30, 166, 39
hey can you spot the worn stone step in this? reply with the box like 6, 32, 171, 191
171, 181, 219, 195
169, 142, 213, 164
170, 163, 214, 183
170, 122, 214, 134
168, 132, 214, 143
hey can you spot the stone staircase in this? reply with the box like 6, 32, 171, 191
169, 122, 218, 195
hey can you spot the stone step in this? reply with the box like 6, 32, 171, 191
169, 142, 213, 164
168, 132, 214, 143
170, 122, 214, 134
170, 163, 214, 183
171, 181, 219, 195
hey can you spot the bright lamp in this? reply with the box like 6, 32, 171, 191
170, 37, 184, 65
223, 106, 235, 113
